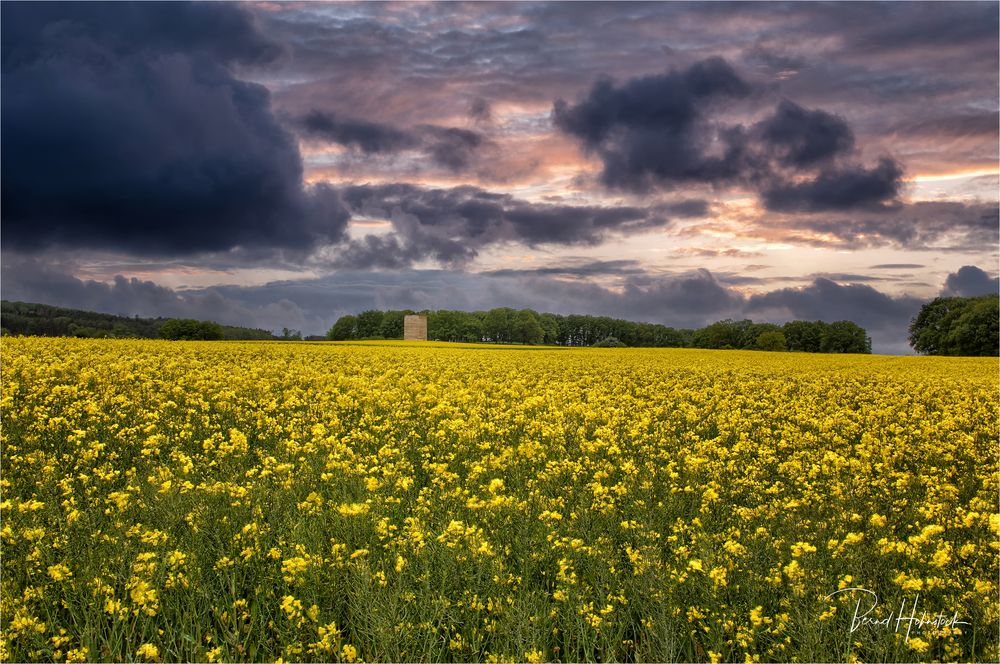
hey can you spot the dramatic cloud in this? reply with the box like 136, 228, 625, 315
2, 2, 349, 255
754, 100, 854, 167
293, 110, 492, 171
761, 158, 903, 212
553, 57, 903, 211
295, 110, 418, 153
337, 184, 674, 267
942, 265, 999, 297
553, 57, 752, 190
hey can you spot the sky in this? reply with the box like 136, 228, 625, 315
2, 1, 998, 353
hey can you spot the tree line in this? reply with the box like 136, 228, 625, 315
0, 301, 278, 340
327, 308, 873, 353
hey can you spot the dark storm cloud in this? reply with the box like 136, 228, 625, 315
942, 265, 999, 297
754, 100, 854, 168
552, 57, 752, 190
332, 229, 488, 271
2, 1, 349, 255
761, 158, 903, 213
291, 110, 492, 172
2, 1, 283, 66
553, 57, 903, 211
295, 110, 419, 153
338, 184, 672, 267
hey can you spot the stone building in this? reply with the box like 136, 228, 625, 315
403, 314, 428, 341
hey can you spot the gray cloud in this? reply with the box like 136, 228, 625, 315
890, 111, 999, 139
552, 57, 753, 191
761, 158, 903, 212
293, 110, 494, 172
0, 253, 313, 331
256, 1, 997, 183
759, 200, 999, 250
469, 97, 493, 123
2, 2, 349, 256
480, 259, 645, 279
754, 99, 854, 167
807, 273, 894, 283
553, 58, 904, 211
745, 277, 926, 355
942, 265, 999, 297
337, 183, 674, 267
295, 110, 419, 153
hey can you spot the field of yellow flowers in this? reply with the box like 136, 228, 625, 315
1, 338, 997, 662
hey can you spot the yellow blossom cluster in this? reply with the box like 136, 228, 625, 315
1, 338, 996, 662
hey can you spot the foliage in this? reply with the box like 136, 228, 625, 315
819, 320, 871, 354
1, 300, 276, 340
782, 320, 825, 353
755, 330, 787, 351
592, 336, 627, 347
1, 339, 996, 662
327, 315, 357, 341
354, 311, 385, 340
159, 319, 224, 341
909, 295, 999, 356
327, 310, 870, 353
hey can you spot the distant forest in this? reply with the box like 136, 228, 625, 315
0, 300, 876, 353
329, 308, 872, 353
0, 301, 279, 341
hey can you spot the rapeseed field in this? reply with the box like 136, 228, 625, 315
1, 338, 997, 662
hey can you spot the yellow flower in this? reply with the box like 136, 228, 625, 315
709, 566, 727, 588
136, 643, 159, 661
47, 563, 72, 581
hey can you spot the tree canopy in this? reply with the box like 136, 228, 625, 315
909, 295, 998, 356
159, 319, 224, 341
326, 308, 872, 353
1, 301, 277, 340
